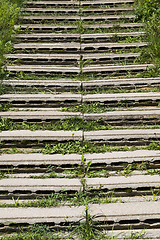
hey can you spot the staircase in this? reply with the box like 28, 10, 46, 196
1, 0, 160, 238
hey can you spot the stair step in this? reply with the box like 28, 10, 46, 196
0, 202, 160, 230
7, 53, 140, 65
0, 175, 159, 197
84, 129, 160, 145
0, 150, 159, 169
22, 7, 134, 15
3, 77, 160, 89
14, 23, 144, 33
15, 32, 144, 43
0, 93, 81, 107
22, 15, 135, 24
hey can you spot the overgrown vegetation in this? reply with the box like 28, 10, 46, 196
0, 0, 22, 78
135, 0, 160, 67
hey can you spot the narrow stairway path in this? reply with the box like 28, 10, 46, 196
1, 0, 160, 239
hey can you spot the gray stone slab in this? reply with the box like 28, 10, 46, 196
6, 54, 80, 60
15, 33, 80, 42
0, 150, 159, 166
1, 111, 82, 120
21, 8, 79, 14
81, 7, 134, 14
0, 175, 159, 193
0, 153, 82, 166
89, 202, 160, 222
0, 130, 83, 141
0, 93, 81, 103
26, 1, 79, 7
83, 91, 159, 102
0, 201, 160, 226
0, 206, 85, 225
23, 16, 80, 21
83, 22, 144, 29
82, 77, 160, 88
81, 0, 134, 6
84, 129, 160, 141
14, 24, 77, 32
82, 53, 140, 62
81, 42, 147, 52
0, 178, 82, 193
85, 150, 160, 165
81, 15, 135, 21
82, 64, 154, 74
2, 79, 81, 88
86, 175, 160, 190
14, 42, 80, 50
7, 65, 80, 73
84, 110, 160, 121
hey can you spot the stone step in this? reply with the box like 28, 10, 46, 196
7, 65, 80, 75
1, 129, 160, 146
84, 129, 160, 145
25, 0, 134, 8
14, 23, 144, 33
81, 32, 145, 43
13, 42, 80, 53
22, 15, 135, 24
0, 175, 159, 198
0, 202, 160, 231
1, 110, 82, 121
2, 109, 160, 126
83, 91, 160, 104
81, 42, 147, 52
2, 79, 81, 91
2, 91, 160, 107
13, 42, 146, 53
3, 77, 160, 90
0, 150, 159, 171
82, 64, 153, 75
15, 32, 144, 43
82, 77, 160, 89
7, 53, 140, 65
0, 130, 83, 143
15, 33, 81, 42
26, 1, 80, 8
7, 54, 80, 65
7, 64, 153, 76
22, 7, 134, 15
0, 93, 81, 107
